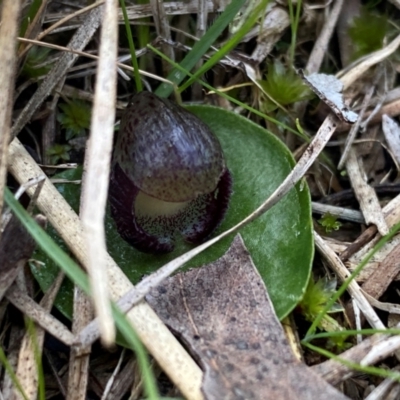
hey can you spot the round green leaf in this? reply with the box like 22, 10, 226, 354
32, 105, 313, 319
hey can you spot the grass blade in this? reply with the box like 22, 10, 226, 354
155, 0, 247, 98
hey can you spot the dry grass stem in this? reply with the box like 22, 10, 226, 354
306, 0, 345, 74
18, 1, 105, 60
382, 114, 400, 164
312, 202, 364, 223
150, 0, 174, 73
80, 0, 118, 347
11, 271, 64, 400
249, 7, 290, 63
314, 231, 385, 330
338, 84, 375, 169
16, 37, 173, 84
0, 1, 22, 229
364, 367, 400, 400
361, 244, 400, 299
339, 33, 400, 90
66, 287, 93, 400
346, 148, 388, 236
6, 283, 74, 346
11, 5, 104, 138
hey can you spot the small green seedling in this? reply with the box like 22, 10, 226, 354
258, 60, 313, 113
21, 46, 53, 79
318, 213, 342, 233
57, 99, 91, 140
348, 8, 389, 61
298, 277, 345, 338
46, 144, 72, 165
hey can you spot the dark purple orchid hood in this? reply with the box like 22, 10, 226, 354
109, 92, 232, 254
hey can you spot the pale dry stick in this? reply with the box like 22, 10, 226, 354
350, 138, 400, 173
344, 192, 400, 266
0, 0, 22, 232
150, 0, 174, 72
6, 283, 74, 346
314, 231, 385, 330
339, 33, 400, 90
123, 0, 230, 21
13, 176, 46, 202
192, 0, 208, 99
365, 366, 400, 400
80, 0, 118, 347
361, 335, 400, 367
11, 5, 104, 139
19, 0, 50, 46
382, 115, 400, 164
111, 358, 137, 399
1, 325, 25, 399
360, 67, 388, 132
11, 272, 64, 400
346, 148, 389, 236
42, 0, 229, 24
101, 349, 126, 400
305, 0, 344, 74
1, 176, 45, 229
362, 290, 400, 314
16, 37, 173, 85
18, 1, 105, 60
292, 0, 344, 128
337, 83, 375, 170
311, 202, 364, 223
7, 138, 204, 400
75, 114, 339, 348
361, 242, 400, 299
353, 299, 362, 344
196, 0, 208, 38
311, 328, 398, 384
249, 7, 290, 64
347, 231, 400, 283
336, 97, 400, 133
66, 287, 93, 400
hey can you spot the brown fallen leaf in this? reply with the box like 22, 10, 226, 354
147, 235, 348, 400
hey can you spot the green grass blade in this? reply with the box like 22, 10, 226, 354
112, 305, 159, 399
304, 342, 400, 382
304, 328, 400, 342
19, 0, 42, 38
288, 0, 302, 64
155, 0, 247, 98
178, 0, 271, 93
120, 0, 143, 92
149, 44, 307, 139
0, 346, 29, 400
25, 319, 45, 400
306, 220, 400, 338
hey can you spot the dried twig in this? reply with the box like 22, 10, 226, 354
345, 148, 388, 236
80, 0, 118, 347
0, 1, 21, 226
11, 5, 104, 138
314, 231, 385, 330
